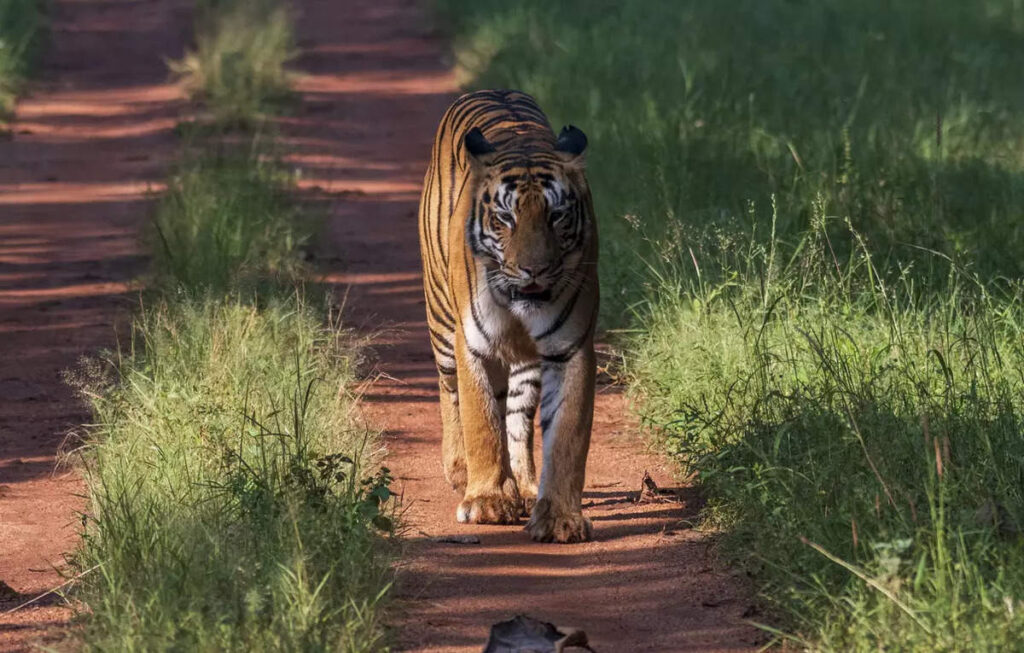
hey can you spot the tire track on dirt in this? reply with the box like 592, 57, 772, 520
285, 1, 762, 651
0, 2, 190, 649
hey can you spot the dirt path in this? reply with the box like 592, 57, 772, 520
287, 0, 761, 650
0, 1, 190, 649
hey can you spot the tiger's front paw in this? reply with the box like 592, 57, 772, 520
456, 479, 520, 524
526, 497, 593, 543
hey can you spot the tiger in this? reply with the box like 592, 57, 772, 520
417, 89, 598, 543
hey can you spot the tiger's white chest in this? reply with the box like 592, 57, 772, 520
462, 271, 579, 362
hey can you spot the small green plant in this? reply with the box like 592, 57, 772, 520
172, 0, 293, 125
0, 0, 44, 120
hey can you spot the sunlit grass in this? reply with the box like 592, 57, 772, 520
73, 28, 394, 646
626, 215, 1024, 649
72, 297, 392, 652
72, 147, 395, 649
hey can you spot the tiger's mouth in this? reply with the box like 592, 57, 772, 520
508, 282, 552, 303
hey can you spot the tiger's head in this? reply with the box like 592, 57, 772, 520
464, 125, 591, 307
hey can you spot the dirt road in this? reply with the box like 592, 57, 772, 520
286, 0, 760, 649
0, 1, 189, 649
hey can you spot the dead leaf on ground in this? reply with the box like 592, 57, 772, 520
634, 471, 682, 504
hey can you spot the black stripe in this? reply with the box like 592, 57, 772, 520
536, 285, 582, 340
466, 341, 489, 359
512, 378, 542, 390
428, 325, 454, 354
541, 320, 593, 364
508, 385, 537, 398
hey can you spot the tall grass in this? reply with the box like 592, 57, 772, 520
0, 0, 44, 120
437, 0, 1024, 322
628, 216, 1024, 649
72, 145, 395, 649
172, 0, 293, 125
73, 297, 392, 651
437, 0, 1024, 648
151, 148, 309, 294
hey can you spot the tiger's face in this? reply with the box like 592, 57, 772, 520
464, 126, 590, 307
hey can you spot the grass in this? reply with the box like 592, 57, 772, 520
69, 0, 396, 644
437, 0, 1024, 648
172, 0, 294, 126
151, 146, 310, 295
0, 0, 45, 120
72, 146, 395, 650
627, 220, 1024, 649
71, 144, 395, 650
437, 0, 1024, 322
72, 296, 392, 651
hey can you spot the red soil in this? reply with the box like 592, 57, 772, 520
0, 1, 190, 649
285, 0, 763, 650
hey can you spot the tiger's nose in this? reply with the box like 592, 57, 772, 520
518, 264, 549, 280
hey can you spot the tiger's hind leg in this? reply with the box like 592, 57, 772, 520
438, 372, 466, 493
505, 361, 540, 515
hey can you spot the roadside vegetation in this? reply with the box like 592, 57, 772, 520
171, 0, 293, 125
70, 2, 394, 650
0, 0, 45, 120
438, 0, 1024, 649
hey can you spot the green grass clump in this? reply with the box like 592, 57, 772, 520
437, 0, 1024, 648
73, 146, 394, 648
151, 148, 309, 294
628, 219, 1024, 649
172, 0, 293, 125
73, 297, 392, 652
0, 0, 44, 119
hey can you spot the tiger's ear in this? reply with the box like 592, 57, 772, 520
464, 127, 497, 166
555, 125, 587, 167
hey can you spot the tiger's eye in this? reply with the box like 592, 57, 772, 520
491, 211, 513, 229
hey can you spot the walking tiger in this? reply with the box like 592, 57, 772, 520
417, 89, 598, 543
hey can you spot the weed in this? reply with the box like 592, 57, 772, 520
0, 0, 44, 120
172, 0, 293, 126
150, 145, 310, 295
